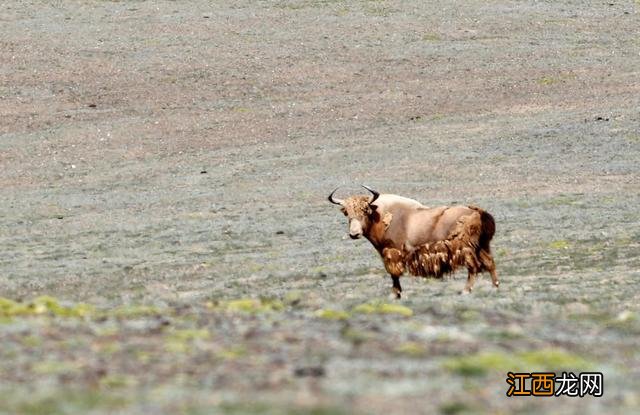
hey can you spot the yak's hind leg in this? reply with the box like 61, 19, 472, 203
382, 248, 405, 299
479, 249, 499, 288
460, 245, 480, 294
462, 270, 477, 294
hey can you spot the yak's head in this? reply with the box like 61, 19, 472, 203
328, 185, 380, 240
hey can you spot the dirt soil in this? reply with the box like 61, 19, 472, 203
1, 1, 639, 414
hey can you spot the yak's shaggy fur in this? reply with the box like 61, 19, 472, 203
404, 207, 495, 278
342, 197, 372, 216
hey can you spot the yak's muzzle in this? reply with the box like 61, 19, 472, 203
349, 219, 363, 239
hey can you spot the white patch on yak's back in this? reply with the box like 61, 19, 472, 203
372, 194, 425, 212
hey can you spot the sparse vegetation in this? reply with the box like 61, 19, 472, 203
352, 302, 413, 317
444, 349, 594, 377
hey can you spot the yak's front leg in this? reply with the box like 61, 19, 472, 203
382, 248, 405, 299
391, 276, 402, 299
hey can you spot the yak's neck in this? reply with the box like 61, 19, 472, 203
364, 219, 389, 252
365, 235, 384, 254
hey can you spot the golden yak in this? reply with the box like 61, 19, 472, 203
329, 185, 499, 298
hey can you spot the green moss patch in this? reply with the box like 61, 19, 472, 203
352, 302, 413, 317
0, 296, 94, 319
395, 341, 428, 357
315, 309, 350, 320
548, 240, 569, 250
165, 329, 211, 353
1, 389, 129, 415
444, 348, 594, 377
221, 298, 285, 314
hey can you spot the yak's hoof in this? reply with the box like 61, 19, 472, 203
493, 281, 500, 288
460, 288, 472, 295
390, 291, 402, 300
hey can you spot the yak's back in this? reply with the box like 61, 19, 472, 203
404, 205, 477, 247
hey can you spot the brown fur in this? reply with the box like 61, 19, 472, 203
382, 247, 405, 276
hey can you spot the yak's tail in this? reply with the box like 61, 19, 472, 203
475, 207, 496, 274
404, 206, 495, 278
476, 207, 495, 253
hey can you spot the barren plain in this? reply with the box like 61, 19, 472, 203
1, 1, 639, 414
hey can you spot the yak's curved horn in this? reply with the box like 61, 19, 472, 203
328, 187, 344, 205
362, 185, 380, 204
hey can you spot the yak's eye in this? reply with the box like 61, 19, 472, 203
341, 209, 347, 216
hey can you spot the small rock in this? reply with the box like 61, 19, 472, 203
275, 230, 285, 235
294, 366, 325, 377
88, 103, 97, 108
200, 170, 207, 174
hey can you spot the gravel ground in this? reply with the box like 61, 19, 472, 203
1, 1, 639, 414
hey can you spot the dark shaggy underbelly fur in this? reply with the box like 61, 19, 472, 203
404, 207, 495, 278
